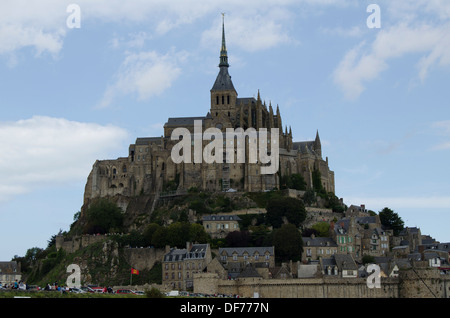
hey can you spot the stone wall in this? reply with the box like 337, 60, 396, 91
123, 247, 166, 271
399, 267, 450, 298
193, 270, 450, 298
193, 274, 399, 298
56, 234, 108, 254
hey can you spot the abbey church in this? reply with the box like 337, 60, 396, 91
83, 19, 335, 206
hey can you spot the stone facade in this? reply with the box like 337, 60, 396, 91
0, 261, 21, 285
81, 18, 335, 216
332, 215, 391, 262
193, 268, 450, 298
162, 242, 212, 291
218, 247, 275, 279
202, 214, 241, 239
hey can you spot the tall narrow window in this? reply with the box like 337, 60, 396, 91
222, 95, 225, 104
227, 95, 230, 104
216, 96, 219, 105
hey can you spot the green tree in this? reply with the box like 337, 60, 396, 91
311, 222, 330, 237
280, 173, 307, 190
379, 207, 404, 236
142, 223, 162, 246
166, 222, 191, 247
225, 230, 251, 247
152, 227, 168, 248
189, 223, 209, 243
266, 197, 306, 228
325, 192, 345, 213
289, 173, 307, 190
85, 199, 124, 234
272, 224, 303, 262
312, 169, 326, 196
145, 287, 165, 298
302, 189, 316, 206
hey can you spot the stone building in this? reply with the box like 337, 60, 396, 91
162, 242, 211, 291
302, 234, 338, 262
202, 214, 241, 239
81, 17, 335, 213
0, 261, 21, 285
218, 246, 275, 279
332, 215, 391, 261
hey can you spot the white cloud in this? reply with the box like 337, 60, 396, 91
201, 10, 296, 53
97, 50, 184, 108
333, 5, 450, 100
0, 116, 129, 202
320, 26, 364, 38
0, 0, 349, 61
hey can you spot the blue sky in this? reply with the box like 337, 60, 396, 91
1, 0, 450, 261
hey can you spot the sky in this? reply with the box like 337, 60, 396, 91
1, 0, 450, 261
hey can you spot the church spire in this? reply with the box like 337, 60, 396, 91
219, 13, 229, 68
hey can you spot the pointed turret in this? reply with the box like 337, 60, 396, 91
210, 14, 237, 122
211, 14, 236, 92
269, 102, 274, 129
219, 13, 229, 68
314, 130, 322, 157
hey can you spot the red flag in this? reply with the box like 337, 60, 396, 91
131, 268, 139, 275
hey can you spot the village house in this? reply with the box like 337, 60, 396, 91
201, 214, 241, 239
162, 242, 211, 291
218, 246, 275, 279
0, 261, 21, 285
302, 234, 338, 262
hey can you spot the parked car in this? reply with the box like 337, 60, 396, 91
115, 289, 135, 294
80, 286, 95, 293
92, 287, 107, 293
70, 288, 86, 294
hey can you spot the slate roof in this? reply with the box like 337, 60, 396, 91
202, 215, 241, 222
211, 66, 236, 92
135, 137, 162, 145
303, 236, 337, 247
237, 265, 262, 278
219, 246, 274, 257
163, 244, 208, 262
164, 248, 188, 262
236, 97, 256, 106
164, 116, 205, 127
292, 141, 316, 155
334, 254, 358, 270
422, 243, 450, 252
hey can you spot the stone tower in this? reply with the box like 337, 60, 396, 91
210, 14, 238, 130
